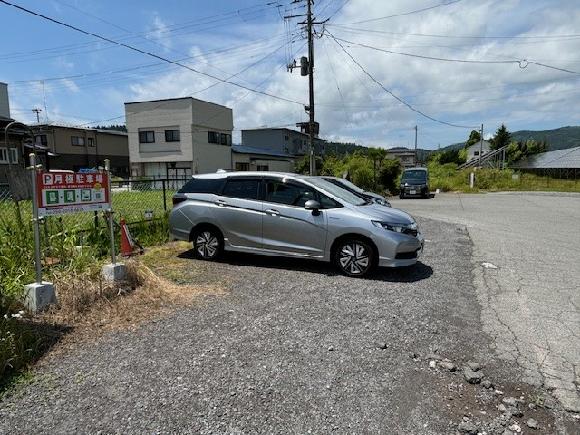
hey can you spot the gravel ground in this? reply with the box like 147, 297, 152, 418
0, 218, 577, 434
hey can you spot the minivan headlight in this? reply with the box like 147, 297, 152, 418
372, 220, 417, 233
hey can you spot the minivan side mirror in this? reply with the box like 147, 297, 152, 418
304, 199, 321, 216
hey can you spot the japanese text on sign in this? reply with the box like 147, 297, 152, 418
36, 170, 110, 217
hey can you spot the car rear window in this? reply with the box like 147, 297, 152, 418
402, 170, 427, 181
178, 177, 224, 194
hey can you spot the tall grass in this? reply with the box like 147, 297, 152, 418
428, 163, 580, 193
0, 206, 171, 387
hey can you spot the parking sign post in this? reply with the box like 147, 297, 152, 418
105, 159, 116, 265
30, 154, 42, 284
101, 159, 127, 283
24, 153, 57, 312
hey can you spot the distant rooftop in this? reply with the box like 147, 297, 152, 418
124, 96, 230, 110
232, 144, 293, 158
512, 146, 580, 169
32, 123, 128, 135
387, 147, 414, 153
243, 127, 309, 136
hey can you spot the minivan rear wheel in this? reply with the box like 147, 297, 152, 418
193, 228, 222, 260
333, 238, 375, 277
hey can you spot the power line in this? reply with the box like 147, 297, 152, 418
10, 33, 296, 90
327, 24, 580, 40
0, 0, 305, 107
70, 40, 308, 130
0, 2, 283, 60
337, 0, 462, 25
327, 31, 476, 129
325, 0, 351, 21
321, 37, 349, 124
330, 35, 580, 75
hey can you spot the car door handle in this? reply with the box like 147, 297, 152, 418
265, 208, 280, 216
215, 199, 228, 207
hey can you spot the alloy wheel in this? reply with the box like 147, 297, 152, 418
195, 231, 220, 259
338, 242, 370, 275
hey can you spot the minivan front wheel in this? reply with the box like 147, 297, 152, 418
193, 229, 222, 260
334, 238, 375, 277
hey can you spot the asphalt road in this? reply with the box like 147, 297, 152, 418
392, 192, 580, 413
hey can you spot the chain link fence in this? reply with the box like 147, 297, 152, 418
0, 178, 187, 229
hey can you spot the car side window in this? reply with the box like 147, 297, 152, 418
178, 177, 224, 194
265, 180, 315, 207
222, 178, 259, 200
318, 192, 342, 209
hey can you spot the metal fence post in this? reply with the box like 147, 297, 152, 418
162, 179, 167, 211
105, 159, 116, 265
29, 154, 42, 284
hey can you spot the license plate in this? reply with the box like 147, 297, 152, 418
410, 190, 416, 195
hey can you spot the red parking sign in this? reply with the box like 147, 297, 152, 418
36, 170, 110, 216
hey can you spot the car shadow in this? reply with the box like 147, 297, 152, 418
178, 250, 433, 283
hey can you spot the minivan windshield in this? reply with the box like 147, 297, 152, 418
305, 177, 367, 206
329, 177, 365, 194
402, 170, 427, 182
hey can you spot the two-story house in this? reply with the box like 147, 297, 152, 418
33, 125, 129, 177
386, 147, 416, 169
124, 97, 233, 178
241, 127, 325, 156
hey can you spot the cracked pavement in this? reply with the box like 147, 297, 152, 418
393, 192, 580, 412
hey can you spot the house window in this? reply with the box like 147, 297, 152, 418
284, 135, 289, 141
256, 165, 269, 171
0, 148, 18, 164
35, 135, 47, 146
139, 131, 155, 143
208, 131, 219, 144
208, 131, 231, 145
235, 162, 250, 171
71, 136, 85, 146
165, 130, 180, 142
88, 137, 95, 147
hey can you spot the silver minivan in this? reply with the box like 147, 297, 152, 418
170, 172, 424, 277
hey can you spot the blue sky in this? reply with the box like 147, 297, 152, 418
1, 0, 579, 149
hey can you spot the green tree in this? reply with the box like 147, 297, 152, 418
506, 139, 547, 163
378, 158, 401, 194
367, 147, 387, 189
491, 124, 511, 150
466, 130, 481, 147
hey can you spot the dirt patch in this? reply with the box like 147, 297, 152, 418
37, 242, 227, 345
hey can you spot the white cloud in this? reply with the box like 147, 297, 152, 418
147, 13, 173, 52
116, 0, 580, 148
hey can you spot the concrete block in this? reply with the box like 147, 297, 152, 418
102, 263, 127, 283
24, 282, 57, 313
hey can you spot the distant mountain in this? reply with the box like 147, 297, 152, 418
440, 126, 580, 152
324, 141, 369, 155
510, 126, 580, 150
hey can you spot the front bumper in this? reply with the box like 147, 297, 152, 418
371, 229, 424, 268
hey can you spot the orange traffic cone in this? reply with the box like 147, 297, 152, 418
120, 218, 136, 257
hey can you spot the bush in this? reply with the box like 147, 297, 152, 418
379, 159, 401, 194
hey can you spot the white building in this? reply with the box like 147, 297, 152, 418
124, 97, 233, 178
466, 140, 492, 161
0, 82, 10, 120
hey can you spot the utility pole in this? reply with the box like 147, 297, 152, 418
414, 125, 418, 167
306, 0, 315, 175
32, 108, 42, 123
478, 123, 484, 168
286, 0, 322, 175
